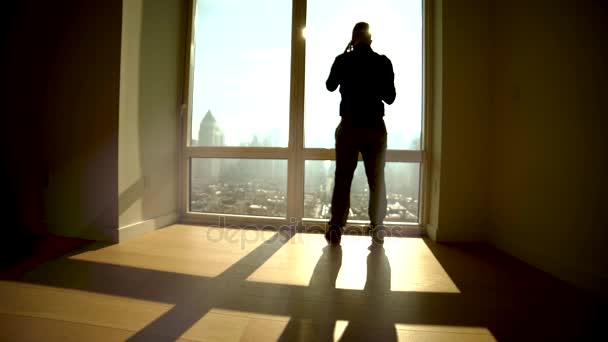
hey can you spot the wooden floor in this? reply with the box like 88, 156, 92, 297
0, 224, 603, 341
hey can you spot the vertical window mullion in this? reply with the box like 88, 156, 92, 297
287, 0, 307, 223
180, 0, 198, 218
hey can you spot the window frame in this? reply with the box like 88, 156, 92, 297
179, 0, 429, 231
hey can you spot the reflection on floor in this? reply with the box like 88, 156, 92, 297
0, 224, 603, 341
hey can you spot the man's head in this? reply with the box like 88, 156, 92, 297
351, 22, 372, 48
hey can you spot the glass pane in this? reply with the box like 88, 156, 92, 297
304, 161, 420, 223
191, 0, 291, 147
190, 158, 287, 217
304, 0, 422, 150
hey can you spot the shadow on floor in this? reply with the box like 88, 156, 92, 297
0, 233, 99, 280
422, 240, 606, 341
6, 229, 606, 341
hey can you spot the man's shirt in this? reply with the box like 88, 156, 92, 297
326, 45, 396, 126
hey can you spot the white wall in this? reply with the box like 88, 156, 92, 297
118, 0, 186, 240
5, 0, 185, 242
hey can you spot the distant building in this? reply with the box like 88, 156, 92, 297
195, 110, 224, 183
198, 110, 224, 147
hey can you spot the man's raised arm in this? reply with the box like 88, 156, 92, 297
326, 56, 342, 92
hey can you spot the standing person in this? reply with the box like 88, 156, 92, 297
325, 22, 396, 245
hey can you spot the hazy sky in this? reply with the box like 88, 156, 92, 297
191, 0, 422, 149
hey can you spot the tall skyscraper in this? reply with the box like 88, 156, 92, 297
196, 110, 224, 183
198, 110, 224, 147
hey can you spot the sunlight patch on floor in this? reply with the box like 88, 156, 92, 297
0, 280, 174, 335
395, 324, 497, 341
333, 320, 350, 340
247, 232, 460, 293
247, 233, 327, 286
335, 236, 460, 292
333, 235, 374, 290
181, 308, 290, 341
382, 237, 460, 293
70, 225, 277, 277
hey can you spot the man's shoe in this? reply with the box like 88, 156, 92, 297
369, 224, 386, 245
325, 224, 343, 244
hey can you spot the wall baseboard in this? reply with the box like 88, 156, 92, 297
118, 212, 178, 242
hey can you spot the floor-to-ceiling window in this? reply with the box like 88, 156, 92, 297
182, 0, 424, 228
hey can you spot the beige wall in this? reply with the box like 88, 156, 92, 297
427, 0, 607, 294
425, 0, 443, 241
488, 0, 608, 295
427, 0, 491, 242
4, 0, 184, 242
118, 0, 186, 239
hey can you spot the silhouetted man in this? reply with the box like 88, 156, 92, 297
325, 22, 396, 245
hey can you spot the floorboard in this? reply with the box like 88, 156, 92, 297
0, 224, 603, 341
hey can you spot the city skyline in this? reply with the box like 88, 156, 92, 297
190, 108, 420, 222
192, 109, 421, 150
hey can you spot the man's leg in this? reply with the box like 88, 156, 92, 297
361, 128, 387, 243
327, 124, 358, 243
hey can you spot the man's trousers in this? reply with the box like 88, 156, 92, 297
329, 120, 387, 227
